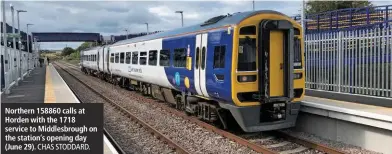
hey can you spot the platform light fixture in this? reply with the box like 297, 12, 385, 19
144, 23, 149, 34
175, 11, 184, 27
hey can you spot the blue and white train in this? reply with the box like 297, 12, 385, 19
80, 10, 305, 132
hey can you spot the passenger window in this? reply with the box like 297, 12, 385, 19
110, 53, 114, 63
132, 52, 138, 64
240, 26, 256, 35
115, 53, 119, 63
159, 50, 170, 66
125, 52, 131, 64
120, 52, 125, 64
238, 37, 256, 71
174, 48, 186, 67
213, 46, 226, 68
139, 51, 147, 65
148, 50, 157, 66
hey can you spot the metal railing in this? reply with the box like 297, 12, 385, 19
305, 26, 392, 98
293, 5, 392, 33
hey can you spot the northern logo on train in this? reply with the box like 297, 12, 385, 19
175, 72, 181, 86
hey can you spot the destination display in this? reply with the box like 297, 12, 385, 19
1, 103, 103, 154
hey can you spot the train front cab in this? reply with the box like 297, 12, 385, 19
221, 13, 305, 132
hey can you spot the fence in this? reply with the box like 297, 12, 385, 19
293, 5, 392, 34
305, 26, 392, 98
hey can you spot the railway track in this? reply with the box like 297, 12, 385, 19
55, 61, 348, 154
54, 62, 190, 154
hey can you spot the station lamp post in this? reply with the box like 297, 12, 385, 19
26, 23, 33, 73
124, 29, 128, 39
144, 23, 149, 34
175, 11, 184, 27
17, 9, 27, 80
10, 3, 17, 84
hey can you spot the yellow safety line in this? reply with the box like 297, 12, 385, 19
44, 65, 56, 103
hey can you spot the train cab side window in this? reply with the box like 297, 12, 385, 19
110, 53, 114, 63
139, 51, 147, 65
174, 48, 186, 67
238, 37, 256, 71
115, 53, 119, 63
240, 26, 256, 35
125, 52, 131, 64
120, 52, 125, 64
159, 50, 170, 66
148, 50, 157, 66
213, 45, 226, 68
132, 52, 139, 64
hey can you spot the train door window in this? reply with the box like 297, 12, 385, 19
115, 53, 119, 63
213, 45, 226, 68
148, 50, 157, 66
110, 53, 114, 63
132, 52, 138, 64
120, 52, 125, 64
240, 25, 256, 35
201, 47, 206, 69
125, 52, 131, 64
174, 48, 186, 67
89, 55, 91, 61
139, 51, 147, 65
238, 37, 256, 71
159, 50, 170, 66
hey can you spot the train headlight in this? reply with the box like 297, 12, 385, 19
237, 75, 256, 82
294, 73, 303, 79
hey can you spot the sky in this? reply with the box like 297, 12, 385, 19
2, 0, 392, 50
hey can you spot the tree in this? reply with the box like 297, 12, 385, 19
306, 1, 373, 14
61, 47, 75, 56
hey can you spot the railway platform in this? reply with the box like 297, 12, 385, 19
297, 95, 392, 154
0, 63, 122, 154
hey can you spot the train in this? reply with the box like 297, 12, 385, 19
80, 10, 305, 132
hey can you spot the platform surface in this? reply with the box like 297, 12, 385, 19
1, 64, 119, 154
301, 95, 392, 130
1, 66, 46, 103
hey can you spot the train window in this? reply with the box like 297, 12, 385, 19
148, 50, 157, 66
201, 47, 206, 69
240, 26, 256, 35
159, 50, 170, 66
238, 37, 256, 71
195, 47, 200, 69
110, 53, 114, 63
125, 52, 131, 64
132, 52, 139, 64
115, 53, 119, 63
213, 45, 226, 68
120, 52, 125, 64
139, 51, 147, 65
174, 48, 186, 67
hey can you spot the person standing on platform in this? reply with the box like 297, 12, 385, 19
39, 58, 43, 67
47, 57, 50, 65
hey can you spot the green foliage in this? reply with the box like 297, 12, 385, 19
306, 1, 373, 14
61, 47, 76, 56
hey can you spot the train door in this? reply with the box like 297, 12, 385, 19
194, 33, 209, 97
106, 47, 110, 73
97, 49, 100, 71
1, 55, 4, 91
258, 20, 294, 102
101, 47, 105, 72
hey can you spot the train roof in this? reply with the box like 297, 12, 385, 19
112, 10, 287, 46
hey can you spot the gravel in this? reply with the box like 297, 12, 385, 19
56, 65, 177, 154
280, 129, 381, 154
56, 62, 259, 154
